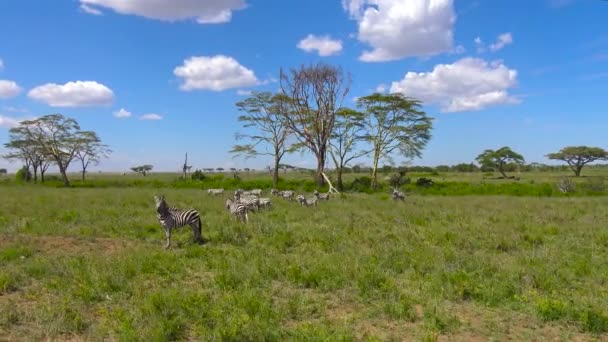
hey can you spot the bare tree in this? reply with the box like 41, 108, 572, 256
329, 108, 367, 191
74, 131, 112, 181
182, 152, 192, 179
230, 92, 292, 188
279, 62, 351, 186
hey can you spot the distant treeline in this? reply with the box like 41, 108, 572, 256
336, 163, 608, 174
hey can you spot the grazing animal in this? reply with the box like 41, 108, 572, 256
207, 188, 224, 195
313, 190, 330, 200
234, 191, 260, 212
282, 190, 295, 201
154, 195, 204, 249
258, 197, 272, 209
392, 188, 406, 201
225, 198, 249, 223
250, 189, 263, 196
304, 196, 318, 207
270, 189, 281, 196
295, 194, 306, 206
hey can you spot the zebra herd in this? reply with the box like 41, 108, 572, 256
154, 187, 406, 249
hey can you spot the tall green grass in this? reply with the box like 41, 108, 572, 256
0, 187, 607, 340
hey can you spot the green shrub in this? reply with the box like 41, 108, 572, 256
15, 166, 32, 182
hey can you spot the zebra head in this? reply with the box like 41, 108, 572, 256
154, 195, 167, 213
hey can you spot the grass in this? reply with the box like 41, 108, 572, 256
0, 186, 607, 340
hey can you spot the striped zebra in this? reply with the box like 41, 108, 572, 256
154, 195, 204, 249
270, 189, 281, 196
296, 194, 306, 206
225, 198, 249, 223
392, 188, 406, 201
250, 189, 263, 196
281, 190, 295, 201
258, 197, 272, 209
207, 188, 224, 195
313, 190, 330, 201
304, 196, 318, 207
234, 191, 260, 212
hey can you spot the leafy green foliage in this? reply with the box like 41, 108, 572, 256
475, 146, 525, 178
547, 146, 608, 176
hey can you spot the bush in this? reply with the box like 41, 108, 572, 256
416, 178, 434, 187
389, 172, 410, 188
15, 166, 32, 182
348, 176, 373, 193
191, 169, 205, 181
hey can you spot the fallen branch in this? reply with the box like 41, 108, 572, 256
321, 172, 340, 194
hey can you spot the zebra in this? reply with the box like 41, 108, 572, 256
154, 195, 204, 249
250, 189, 263, 196
270, 189, 281, 196
313, 190, 330, 201
392, 188, 406, 201
296, 194, 306, 206
225, 198, 249, 223
234, 191, 260, 212
282, 190, 295, 201
306, 197, 318, 207
207, 188, 224, 195
258, 197, 272, 209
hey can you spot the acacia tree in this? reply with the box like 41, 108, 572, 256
230, 92, 292, 188
475, 146, 525, 178
74, 131, 111, 181
329, 108, 367, 191
357, 93, 433, 189
279, 62, 351, 186
23, 114, 89, 186
131, 165, 153, 176
546, 146, 608, 176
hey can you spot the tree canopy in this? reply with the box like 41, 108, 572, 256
356, 93, 433, 189
475, 146, 525, 178
546, 146, 608, 176
279, 62, 351, 186
230, 91, 293, 188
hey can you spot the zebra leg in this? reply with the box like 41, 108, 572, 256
164, 228, 171, 249
191, 220, 204, 244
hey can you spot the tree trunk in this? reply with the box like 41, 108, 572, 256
336, 167, 344, 191
371, 150, 380, 189
575, 166, 582, 177
315, 153, 326, 187
82, 168, 86, 181
272, 155, 280, 188
32, 164, 39, 183
499, 168, 507, 178
59, 165, 70, 186
41, 169, 46, 182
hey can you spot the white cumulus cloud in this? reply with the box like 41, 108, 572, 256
28, 81, 114, 107
140, 113, 163, 120
79, 0, 246, 24
80, 4, 103, 15
0, 115, 21, 128
489, 33, 513, 52
297, 34, 343, 56
343, 0, 456, 62
174, 55, 259, 91
236, 89, 252, 96
0, 80, 22, 99
113, 108, 132, 118
390, 57, 519, 112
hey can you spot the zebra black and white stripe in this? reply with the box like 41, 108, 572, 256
313, 190, 330, 200
225, 198, 249, 223
392, 188, 406, 200
296, 194, 306, 206
154, 195, 204, 249
258, 197, 272, 209
281, 190, 295, 201
234, 191, 260, 212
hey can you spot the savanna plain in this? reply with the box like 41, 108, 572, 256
1, 172, 607, 341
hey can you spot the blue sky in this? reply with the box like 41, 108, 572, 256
0, 0, 606, 172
